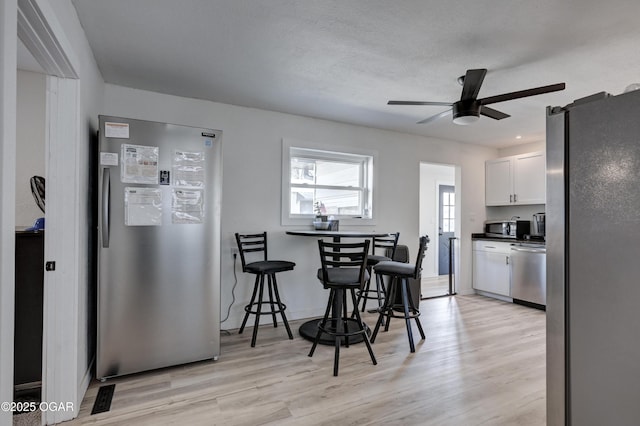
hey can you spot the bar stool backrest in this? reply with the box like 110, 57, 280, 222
372, 233, 400, 259
317, 239, 370, 286
235, 232, 268, 272
412, 235, 430, 280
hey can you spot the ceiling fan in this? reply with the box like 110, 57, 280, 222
388, 68, 565, 125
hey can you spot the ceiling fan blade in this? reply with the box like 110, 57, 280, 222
417, 109, 452, 124
460, 68, 487, 101
388, 100, 453, 106
479, 83, 566, 106
480, 106, 510, 120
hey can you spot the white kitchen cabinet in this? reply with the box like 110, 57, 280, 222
485, 151, 546, 206
472, 241, 511, 296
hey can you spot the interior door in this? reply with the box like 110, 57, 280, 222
438, 185, 455, 275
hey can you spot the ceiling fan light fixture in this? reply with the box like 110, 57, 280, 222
453, 115, 479, 125
452, 100, 480, 125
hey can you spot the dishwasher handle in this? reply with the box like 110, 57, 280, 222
511, 246, 546, 254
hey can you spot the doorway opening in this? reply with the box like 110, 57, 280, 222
13, 67, 47, 412
419, 162, 459, 299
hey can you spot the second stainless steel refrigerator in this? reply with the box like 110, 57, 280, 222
547, 90, 640, 425
96, 115, 222, 380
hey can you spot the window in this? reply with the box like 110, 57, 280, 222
441, 190, 455, 232
283, 142, 374, 224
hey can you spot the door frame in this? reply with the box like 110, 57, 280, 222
3, 0, 82, 424
418, 162, 457, 278
0, 2, 18, 424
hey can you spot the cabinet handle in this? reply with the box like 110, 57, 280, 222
514, 194, 517, 202
506, 256, 509, 265
510, 194, 513, 203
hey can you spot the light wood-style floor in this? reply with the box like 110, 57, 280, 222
64, 295, 546, 426
421, 275, 451, 298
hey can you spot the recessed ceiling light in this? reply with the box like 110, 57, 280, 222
515, 135, 522, 139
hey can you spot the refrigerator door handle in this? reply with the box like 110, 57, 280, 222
102, 167, 110, 248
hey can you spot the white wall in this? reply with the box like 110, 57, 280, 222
419, 162, 455, 278
16, 70, 46, 227
105, 84, 497, 328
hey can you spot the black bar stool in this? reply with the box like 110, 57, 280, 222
309, 239, 377, 376
356, 232, 399, 312
371, 236, 429, 353
235, 232, 295, 347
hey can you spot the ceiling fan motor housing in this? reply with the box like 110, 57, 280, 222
452, 100, 480, 125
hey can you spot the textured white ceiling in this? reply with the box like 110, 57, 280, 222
71, 0, 640, 148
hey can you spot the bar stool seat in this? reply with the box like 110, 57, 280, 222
246, 260, 295, 274
235, 232, 295, 347
371, 236, 429, 353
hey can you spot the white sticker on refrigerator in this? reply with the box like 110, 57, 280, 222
171, 189, 204, 224
105, 122, 130, 139
100, 152, 119, 166
121, 144, 159, 184
124, 187, 163, 226
172, 150, 205, 188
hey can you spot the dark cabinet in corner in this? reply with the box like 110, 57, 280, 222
14, 230, 44, 390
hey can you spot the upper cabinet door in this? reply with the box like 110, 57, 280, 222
485, 151, 546, 206
513, 152, 546, 204
485, 157, 513, 206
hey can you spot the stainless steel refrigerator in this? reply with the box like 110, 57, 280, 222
96, 115, 222, 380
547, 90, 640, 425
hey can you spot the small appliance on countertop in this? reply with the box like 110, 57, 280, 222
532, 212, 546, 238
483, 219, 530, 239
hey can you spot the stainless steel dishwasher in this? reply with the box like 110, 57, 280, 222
510, 243, 546, 309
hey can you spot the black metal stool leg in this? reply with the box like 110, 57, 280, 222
400, 278, 416, 353
350, 288, 377, 366
333, 289, 343, 376
342, 290, 350, 348
267, 275, 278, 327
384, 276, 398, 332
407, 287, 426, 340
239, 274, 260, 334
271, 274, 293, 340
371, 276, 391, 343
358, 270, 372, 312
250, 274, 266, 347
309, 289, 334, 357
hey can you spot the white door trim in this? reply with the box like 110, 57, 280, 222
16, 0, 81, 424
42, 75, 80, 425
0, 1, 18, 425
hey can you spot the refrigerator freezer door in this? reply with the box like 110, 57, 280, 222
545, 106, 566, 426
96, 116, 222, 379
566, 91, 640, 425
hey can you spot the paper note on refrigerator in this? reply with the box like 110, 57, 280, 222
171, 189, 204, 224
105, 122, 130, 139
121, 144, 159, 184
124, 187, 163, 226
173, 150, 205, 188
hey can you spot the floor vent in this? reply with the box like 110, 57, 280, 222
91, 384, 116, 415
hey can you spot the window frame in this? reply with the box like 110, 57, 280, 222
281, 139, 376, 226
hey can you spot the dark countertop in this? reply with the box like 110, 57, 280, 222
472, 233, 545, 244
